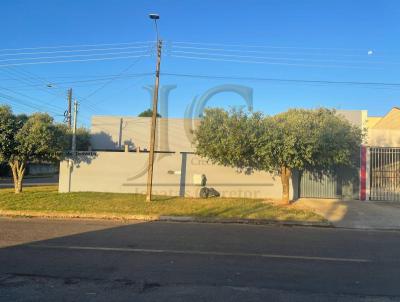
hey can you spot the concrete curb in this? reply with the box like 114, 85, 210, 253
0, 210, 331, 227
158, 215, 331, 227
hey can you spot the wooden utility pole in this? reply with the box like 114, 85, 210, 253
72, 100, 78, 153
67, 88, 72, 129
146, 39, 162, 202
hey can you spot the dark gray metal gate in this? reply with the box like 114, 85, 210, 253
299, 171, 340, 199
370, 147, 400, 201
299, 167, 359, 200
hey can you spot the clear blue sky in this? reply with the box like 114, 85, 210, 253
1, 0, 399, 126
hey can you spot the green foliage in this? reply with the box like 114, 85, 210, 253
193, 108, 265, 171
0, 105, 91, 163
138, 109, 161, 118
194, 108, 363, 202
56, 124, 91, 151
13, 113, 66, 163
0, 105, 77, 192
0, 106, 21, 163
258, 108, 363, 173
195, 108, 362, 174
75, 127, 91, 151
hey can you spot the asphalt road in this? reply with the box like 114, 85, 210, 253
1, 218, 400, 301
0, 176, 58, 188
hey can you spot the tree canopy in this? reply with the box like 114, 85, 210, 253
0, 105, 90, 193
138, 109, 161, 118
194, 108, 363, 203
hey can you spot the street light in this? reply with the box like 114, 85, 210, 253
146, 13, 162, 202
149, 13, 159, 19
149, 13, 160, 42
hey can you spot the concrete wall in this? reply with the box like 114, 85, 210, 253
84, 112, 368, 200
336, 109, 367, 128
91, 116, 197, 152
91, 112, 364, 154
59, 152, 293, 200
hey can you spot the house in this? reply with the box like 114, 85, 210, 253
367, 107, 400, 147
59, 108, 400, 201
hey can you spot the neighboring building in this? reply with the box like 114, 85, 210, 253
59, 108, 400, 201
367, 107, 400, 147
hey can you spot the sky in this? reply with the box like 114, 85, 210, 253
0, 0, 399, 126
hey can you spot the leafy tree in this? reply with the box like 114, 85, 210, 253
0, 106, 18, 176
194, 108, 363, 203
138, 109, 161, 118
56, 124, 91, 151
0, 106, 71, 193
75, 127, 91, 151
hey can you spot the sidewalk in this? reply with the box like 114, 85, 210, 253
295, 198, 400, 230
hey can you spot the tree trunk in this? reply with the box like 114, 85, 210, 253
9, 160, 26, 194
280, 166, 292, 204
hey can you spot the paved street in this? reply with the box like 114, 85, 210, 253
0, 176, 58, 188
1, 218, 400, 301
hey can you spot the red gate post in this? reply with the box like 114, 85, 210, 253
360, 145, 369, 201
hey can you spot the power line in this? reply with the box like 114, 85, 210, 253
1, 67, 101, 123
4, 73, 154, 88
0, 50, 151, 63
84, 73, 151, 111
169, 41, 368, 52
0, 67, 71, 114
0, 95, 32, 112
80, 56, 151, 103
0, 72, 155, 81
0, 45, 153, 57
169, 54, 379, 69
162, 72, 400, 88
0, 41, 154, 52
0, 68, 94, 122
169, 45, 375, 58
169, 50, 393, 66
0, 54, 151, 68
0, 91, 59, 114
3, 67, 65, 94
9, 68, 100, 113
0, 86, 64, 112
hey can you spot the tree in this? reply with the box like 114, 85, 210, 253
0, 106, 18, 176
0, 106, 68, 193
75, 127, 91, 151
138, 109, 161, 118
56, 124, 91, 151
194, 108, 363, 203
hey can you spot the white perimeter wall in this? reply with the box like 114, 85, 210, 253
59, 152, 294, 200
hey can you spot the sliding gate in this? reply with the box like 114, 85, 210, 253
370, 147, 400, 201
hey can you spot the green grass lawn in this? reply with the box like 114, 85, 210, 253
0, 186, 324, 222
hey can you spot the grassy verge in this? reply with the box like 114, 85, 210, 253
0, 186, 325, 222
